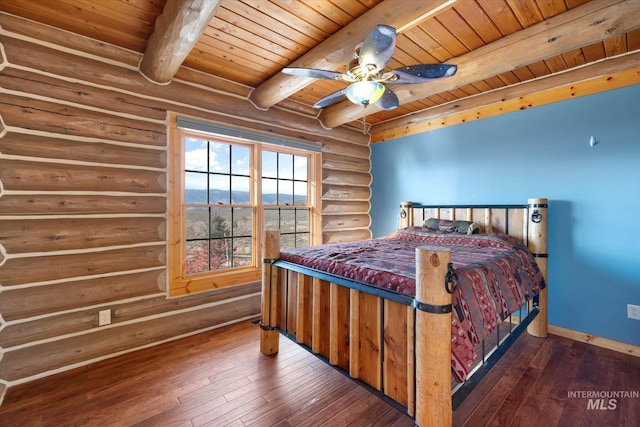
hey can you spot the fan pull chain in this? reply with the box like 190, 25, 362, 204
361, 108, 367, 134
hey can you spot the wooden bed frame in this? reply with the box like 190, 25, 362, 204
259, 198, 548, 426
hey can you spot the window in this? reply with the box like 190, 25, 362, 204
183, 139, 253, 274
168, 119, 320, 296
262, 151, 311, 249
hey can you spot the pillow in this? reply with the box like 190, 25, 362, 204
423, 218, 481, 235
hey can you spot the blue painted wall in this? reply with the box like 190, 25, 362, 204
370, 84, 640, 346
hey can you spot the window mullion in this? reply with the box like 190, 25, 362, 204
253, 143, 262, 267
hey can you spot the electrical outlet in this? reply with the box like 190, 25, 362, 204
628, 304, 640, 321
98, 309, 112, 326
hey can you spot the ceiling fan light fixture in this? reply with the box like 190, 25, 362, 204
284, 24, 458, 116
344, 81, 385, 107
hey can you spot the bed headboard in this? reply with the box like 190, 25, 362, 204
399, 198, 548, 338
399, 199, 548, 246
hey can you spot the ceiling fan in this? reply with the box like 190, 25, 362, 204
282, 25, 457, 112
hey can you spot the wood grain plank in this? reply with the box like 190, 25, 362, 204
321, 213, 371, 231
0, 68, 167, 122
383, 300, 409, 407
478, 0, 523, 36
330, 283, 351, 370
222, 0, 318, 49
0, 0, 153, 51
437, 7, 486, 51
0, 194, 166, 216
322, 152, 371, 173
507, 0, 545, 27
0, 269, 163, 323
0, 217, 165, 254
204, 14, 299, 62
0, 13, 142, 66
0, 159, 166, 193
454, 335, 544, 426
0, 94, 166, 146
297, 0, 360, 26
0, 131, 166, 168
312, 278, 331, 358
296, 273, 313, 347
2, 323, 638, 427
0, 297, 259, 381
212, 6, 306, 56
454, 0, 503, 43
357, 292, 382, 390
0, 245, 166, 287
508, 338, 566, 427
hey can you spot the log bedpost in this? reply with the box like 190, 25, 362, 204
399, 201, 413, 228
527, 198, 548, 337
415, 246, 453, 427
260, 230, 280, 355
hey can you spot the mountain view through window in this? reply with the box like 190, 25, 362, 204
183, 136, 310, 275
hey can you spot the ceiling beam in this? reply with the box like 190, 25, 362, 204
248, 0, 457, 109
370, 51, 640, 142
319, 0, 640, 129
139, 0, 220, 84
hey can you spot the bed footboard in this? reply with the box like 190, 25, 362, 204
259, 232, 456, 425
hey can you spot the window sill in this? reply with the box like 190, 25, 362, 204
169, 267, 262, 297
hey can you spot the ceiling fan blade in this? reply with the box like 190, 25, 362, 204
313, 89, 346, 108
282, 67, 343, 80
358, 25, 397, 72
388, 64, 457, 84
375, 87, 399, 111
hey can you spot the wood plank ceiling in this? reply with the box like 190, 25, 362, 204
2, 0, 639, 141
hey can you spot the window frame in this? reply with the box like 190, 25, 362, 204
168, 119, 321, 297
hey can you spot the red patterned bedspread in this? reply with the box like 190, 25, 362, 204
280, 227, 545, 381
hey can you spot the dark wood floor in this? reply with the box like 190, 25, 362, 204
1, 320, 638, 426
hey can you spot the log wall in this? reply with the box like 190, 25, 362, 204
0, 12, 372, 391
